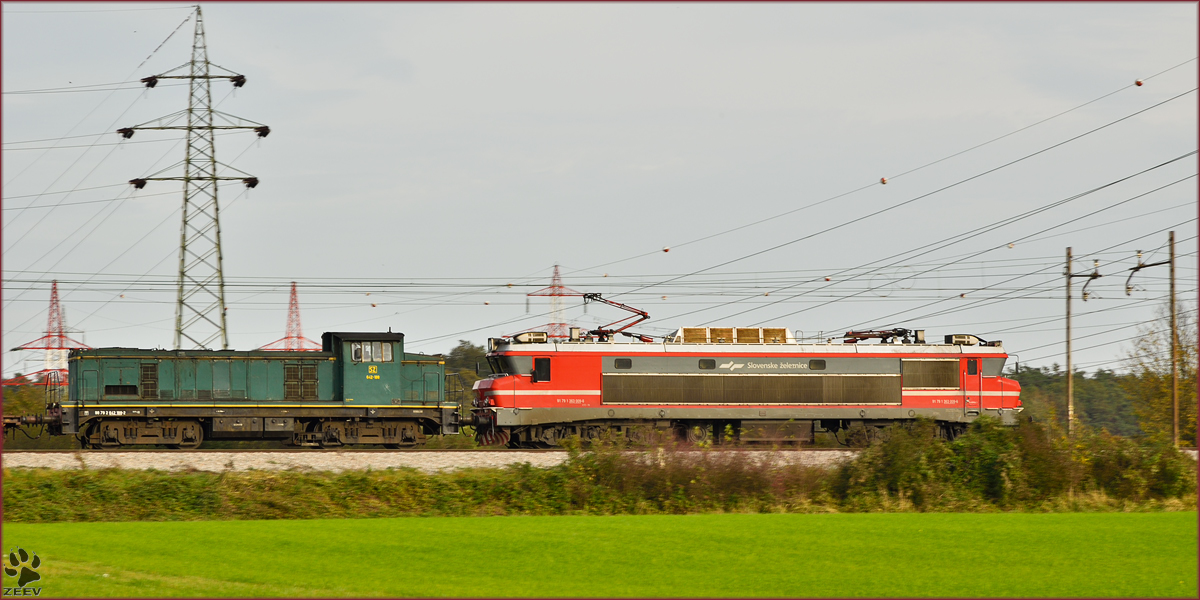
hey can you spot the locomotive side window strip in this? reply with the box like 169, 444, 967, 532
602, 374, 900, 405
698, 359, 716, 370
614, 358, 632, 369
901, 360, 959, 389
351, 341, 394, 363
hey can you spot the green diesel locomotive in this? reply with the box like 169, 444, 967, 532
53, 331, 461, 449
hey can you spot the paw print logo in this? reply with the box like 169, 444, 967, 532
4, 548, 41, 588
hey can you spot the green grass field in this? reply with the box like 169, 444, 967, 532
3, 512, 1196, 598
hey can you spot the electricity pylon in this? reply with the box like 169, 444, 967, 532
258, 282, 322, 351
525, 264, 584, 338
119, 6, 269, 349
8, 281, 90, 387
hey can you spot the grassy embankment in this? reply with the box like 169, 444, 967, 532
3, 513, 1196, 598
4, 419, 1195, 522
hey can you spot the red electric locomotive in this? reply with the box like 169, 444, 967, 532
470, 296, 1021, 447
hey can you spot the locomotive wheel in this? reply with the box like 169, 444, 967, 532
77, 423, 96, 449
167, 421, 203, 450
626, 425, 657, 446
676, 422, 709, 444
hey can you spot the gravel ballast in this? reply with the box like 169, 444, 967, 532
2, 449, 861, 473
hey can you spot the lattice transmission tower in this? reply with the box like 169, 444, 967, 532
524, 264, 584, 338
7, 281, 90, 387
259, 282, 321, 351
119, 6, 270, 350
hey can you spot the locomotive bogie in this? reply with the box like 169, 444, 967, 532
78, 418, 204, 449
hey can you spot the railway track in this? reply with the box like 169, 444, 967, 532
1, 447, 862, 473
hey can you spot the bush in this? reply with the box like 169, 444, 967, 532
832, 418, 1196, 511
3, 421, 1194, 523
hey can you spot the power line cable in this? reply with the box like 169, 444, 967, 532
611, 88, 1198, 301
3, 129, 246, 152
745, 169, 1196, 327
2, 183, 126, 200
571, 57, 1198, 275
4, 80, 238, 318
4, 6, 194, 13
3, 190, 178, 212
655, 153, 1195, 326
3, 83, 189, 95
1, 8, 193, 192
849, 227, 1197, 331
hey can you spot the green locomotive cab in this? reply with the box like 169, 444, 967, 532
60, 331, 459, 450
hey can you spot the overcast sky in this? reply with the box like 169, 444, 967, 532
3, 2, 1197, 377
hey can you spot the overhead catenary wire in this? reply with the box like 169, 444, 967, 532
841, 228, 1198, 332
744, 169, 1197, 327
570, 57, 1198, 275
654, 153, 1196, 327
1015, 308, 1198, 355
609, 88, 1198, 302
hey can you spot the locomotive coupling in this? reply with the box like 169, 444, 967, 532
3, 407, 63, 437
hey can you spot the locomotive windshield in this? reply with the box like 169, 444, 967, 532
487, 355, 532, 375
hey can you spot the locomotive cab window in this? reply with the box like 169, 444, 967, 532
533, 358, 551, 382
614, 358, 632, 369
351, 341, 394, 363
967, 359, 978, 376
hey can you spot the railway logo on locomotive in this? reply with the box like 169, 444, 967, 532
718, 362, 745, 370
3, 548, 42, 595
